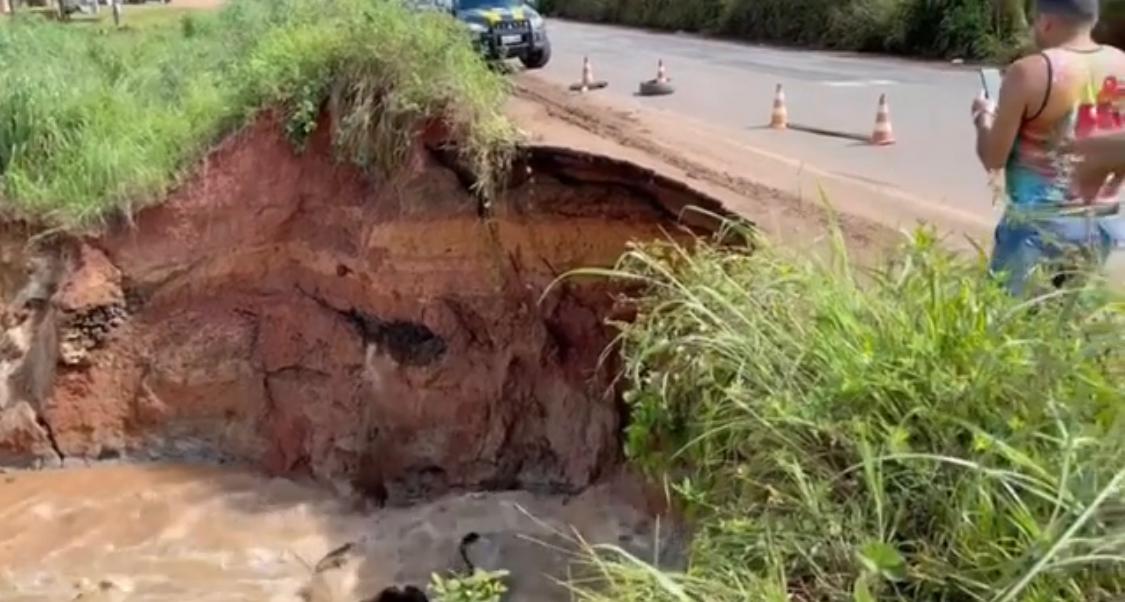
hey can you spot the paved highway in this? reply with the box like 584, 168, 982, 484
534, 20, 1000, 220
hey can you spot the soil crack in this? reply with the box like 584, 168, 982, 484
36, 414, 65, 464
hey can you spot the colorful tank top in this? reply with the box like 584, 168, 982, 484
1006, 47, 1125, 212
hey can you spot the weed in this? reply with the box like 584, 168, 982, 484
429, 569, 510, 602
566, 221, 1125, 600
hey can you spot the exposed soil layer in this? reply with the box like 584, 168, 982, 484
0, 113, 727, 504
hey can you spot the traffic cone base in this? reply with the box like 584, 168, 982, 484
636, 59, 675, 96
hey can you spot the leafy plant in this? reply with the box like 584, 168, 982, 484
429, 569, 510, 602
285, 80, 328, 150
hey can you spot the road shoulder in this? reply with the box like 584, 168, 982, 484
509, 74, 993, 261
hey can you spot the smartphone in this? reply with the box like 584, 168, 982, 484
980, 67, 1002, 100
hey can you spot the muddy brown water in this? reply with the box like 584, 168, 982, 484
0, 464, 683, 601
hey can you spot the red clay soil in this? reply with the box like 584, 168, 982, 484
0, 112, 730, 504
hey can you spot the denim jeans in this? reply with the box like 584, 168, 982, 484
989, 210, 1125, 295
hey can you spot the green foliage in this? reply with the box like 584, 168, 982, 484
1096, 0, 1125, 48
567, 223, 1125, 600
895, 0, 1009, 59
614, 0, 725, 32
429, 569, 510, 602
544, 0, 1028, 59
0, 0, 515, 227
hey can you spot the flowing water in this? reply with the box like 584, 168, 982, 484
0, 464, 680, 602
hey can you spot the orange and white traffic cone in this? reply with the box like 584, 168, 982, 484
656, 59, 669, 84
570, 56, 607, 93
871, 93, 896, 145
769, 84, 788, 130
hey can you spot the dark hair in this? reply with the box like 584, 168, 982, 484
1037, 0, 1099, 23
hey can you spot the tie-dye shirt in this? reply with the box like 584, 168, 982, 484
1006, 47, 1125, 213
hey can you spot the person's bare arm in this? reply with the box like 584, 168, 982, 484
1066, 131, 1125, 201
973, 58, 1036, 171
1070, 131, 1125, 171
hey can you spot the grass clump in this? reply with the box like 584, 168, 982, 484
0, 0, 515, 227
569, 223, 1124, 600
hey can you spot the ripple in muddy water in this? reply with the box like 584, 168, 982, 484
0, 464, 684, 601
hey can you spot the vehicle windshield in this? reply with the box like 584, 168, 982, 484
455, 0, 523, 10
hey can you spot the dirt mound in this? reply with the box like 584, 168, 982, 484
0, 112, 729, 503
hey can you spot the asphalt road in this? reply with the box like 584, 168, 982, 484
534, 20, 998, 219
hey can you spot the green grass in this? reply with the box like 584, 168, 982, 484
0, 0, 515, 227
564, 221, 1125, 601
3, 4, 209, 29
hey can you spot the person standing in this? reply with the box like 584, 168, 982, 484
973, 0, 1125, 294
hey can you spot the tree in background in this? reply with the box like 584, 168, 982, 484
1097, 0, 1125, 47
995, 0, 1028, 32
540, 0, 1044, 60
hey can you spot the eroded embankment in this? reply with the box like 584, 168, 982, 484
0, 113, 728, 504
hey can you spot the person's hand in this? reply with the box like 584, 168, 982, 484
1063, 133, 1125, 202
971, 94, 995, 129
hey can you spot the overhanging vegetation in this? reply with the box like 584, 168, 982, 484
0, 0, 515, 227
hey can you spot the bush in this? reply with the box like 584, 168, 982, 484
538, 0, 615, 22
618, 0, 724, 32
544, 0, 1027, 59
895, 0, 1009, 59
429, 569, 509, 602
1096, 0, 1125, 48
0, 0, 515, 227
568, 223, 1125, 600
542, 0, 722, 30
826, 0, 905, 53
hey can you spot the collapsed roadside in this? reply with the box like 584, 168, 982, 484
0, 1, 1121, 601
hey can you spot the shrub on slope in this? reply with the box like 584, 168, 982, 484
570, 225, 1124, 601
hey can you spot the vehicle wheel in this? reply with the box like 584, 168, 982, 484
520, 45, 551, 70
638, 79, 675, 96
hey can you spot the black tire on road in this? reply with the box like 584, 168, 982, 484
521, 45, 551, 70
638, 79, 675, 97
